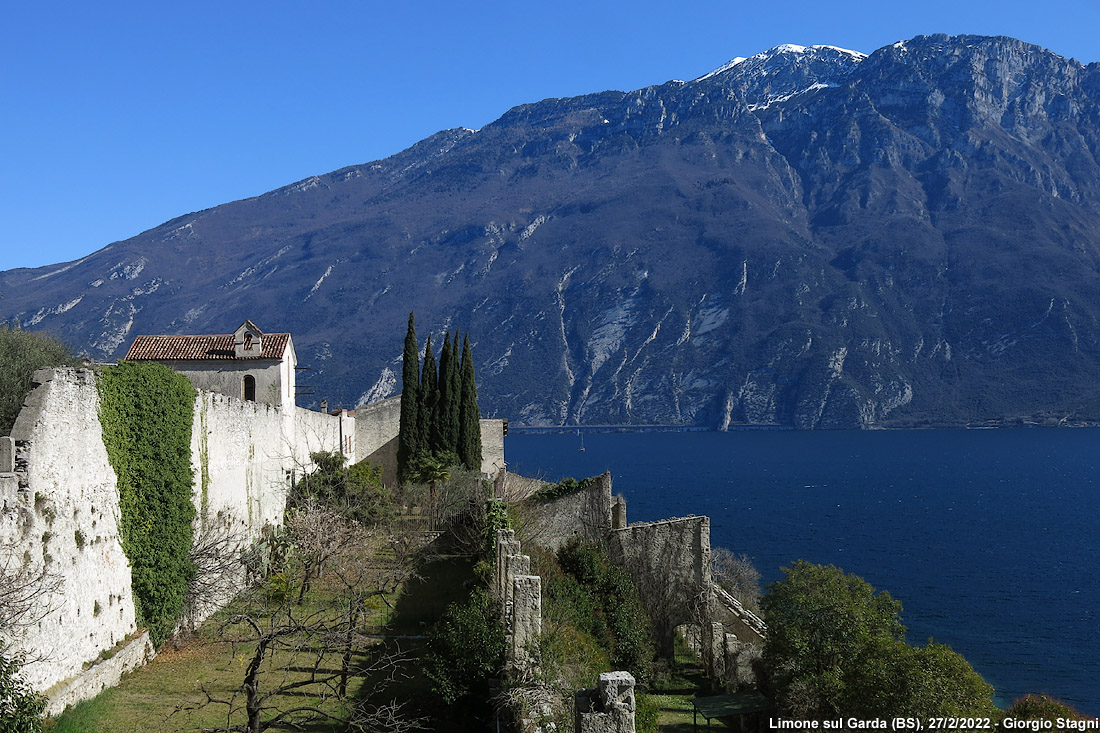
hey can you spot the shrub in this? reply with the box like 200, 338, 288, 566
0, 325, 80, 435
556, 540, 655, 681
0, 654, 46, 733
287, 451, 392, 526
1002, 694, 1090, 723
531, 476, 599, 503
635, 692, 660, 733
421, 587, 505, 706
762, 561, 995, 719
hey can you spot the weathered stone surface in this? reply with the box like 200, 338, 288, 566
525, 472, 613, 551
576, 671, 636, 733
511, 574, 542, 671
504, 553, 531, 622
608, 515, 711, 654
0, 436, 14, 473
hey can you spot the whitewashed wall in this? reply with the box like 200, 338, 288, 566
1, 367, 347, 706
0, 369, 138, 694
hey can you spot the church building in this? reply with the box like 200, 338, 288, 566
123, 320, 297, 413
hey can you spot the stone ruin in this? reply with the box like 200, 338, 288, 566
495, 526, 542, 674
575, 671, 637, 733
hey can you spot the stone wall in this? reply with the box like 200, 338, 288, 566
524, 472, 614, 551
354, 396, 506, 485
354, 397, 401, 486
1, 369, 139, 694
0, 367, 345, 706
608, 516, 712, 655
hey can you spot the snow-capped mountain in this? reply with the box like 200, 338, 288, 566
5, 34, 1100, 428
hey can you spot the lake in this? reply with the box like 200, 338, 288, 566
504, 428, 1100, 715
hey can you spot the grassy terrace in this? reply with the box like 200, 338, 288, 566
643, 636, 717, 732
45, 539, 476, 733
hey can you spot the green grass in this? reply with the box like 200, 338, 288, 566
45, 536, 449, 732
643, 635, 733, 732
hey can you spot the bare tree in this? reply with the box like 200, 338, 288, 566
191, 605, 421, 733
0, 548, 61, 661
180, 504, 424, 733
710, 547, 762, 614
282, 497, 359, 603
181, 511, 252, 636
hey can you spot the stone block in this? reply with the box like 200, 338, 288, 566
598, 671, 635, 712
504, 553, 531, 616
0, 436, 14, 473
575, 671, 636, 733
511, 574, 542, 670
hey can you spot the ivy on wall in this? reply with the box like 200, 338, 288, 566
97, 361, 197, 647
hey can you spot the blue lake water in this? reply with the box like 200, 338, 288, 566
505, 428, 1100, 715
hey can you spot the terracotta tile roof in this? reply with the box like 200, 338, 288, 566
124, 332, 290, 361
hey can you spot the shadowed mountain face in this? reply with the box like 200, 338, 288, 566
5, 34, 1100, 428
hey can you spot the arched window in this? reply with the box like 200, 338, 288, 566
243, 375, 256, 401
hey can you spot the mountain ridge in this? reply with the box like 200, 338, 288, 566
5, 34, 1100, 428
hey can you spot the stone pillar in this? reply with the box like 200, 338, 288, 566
612, 495, 627, 529
511, 575, 542, 673
576, 671, 636, 733
496, 528, 521, 601
707, 621, 726, 690
504, 553, 531, 624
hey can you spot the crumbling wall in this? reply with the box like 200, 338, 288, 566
1, 367, 345, 707
608, 516, 711, 656
524, 472, 614, 551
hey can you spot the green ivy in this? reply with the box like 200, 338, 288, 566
531, 475, 599, 503
484, 499, 511, 557
97, 361, 196, 647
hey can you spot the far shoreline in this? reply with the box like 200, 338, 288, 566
507, 420, 1100, 434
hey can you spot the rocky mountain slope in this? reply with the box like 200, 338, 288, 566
5, 34, 1100, 428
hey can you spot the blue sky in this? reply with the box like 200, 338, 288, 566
3, 0, 1099, 271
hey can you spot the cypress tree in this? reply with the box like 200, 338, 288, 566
419, 333, 438, 456
397, 312, 420, 483
458, 333, 482, 472
435, 333, 451, 453
437, 332, 460, 455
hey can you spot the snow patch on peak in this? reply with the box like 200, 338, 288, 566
695, 57, 748, 81
695, 42, 867, 82
813, 44, 867, 58
358, 367, 397, 406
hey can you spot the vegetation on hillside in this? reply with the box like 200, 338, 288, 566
397, 312, 482, 482
0, 325, 81, 436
